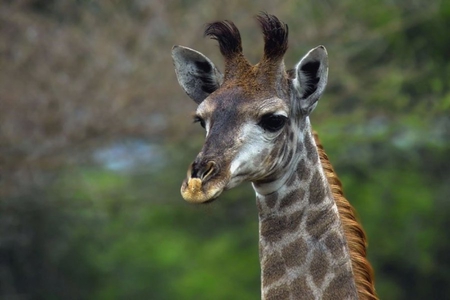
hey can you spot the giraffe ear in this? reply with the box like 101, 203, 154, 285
292, 46, 328, 115
172, 45, 223, 104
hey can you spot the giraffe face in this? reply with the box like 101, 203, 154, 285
172, 16, 328, 203
181, 86, 293, 203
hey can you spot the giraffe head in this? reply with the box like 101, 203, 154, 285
172, 13, 328, 203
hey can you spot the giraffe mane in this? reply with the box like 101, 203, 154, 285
313, 131, 378, 300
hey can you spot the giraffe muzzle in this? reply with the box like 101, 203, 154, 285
181, 160, 225, 203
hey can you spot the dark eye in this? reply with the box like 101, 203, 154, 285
258, 114, 287, 132
193, 116, 206, 129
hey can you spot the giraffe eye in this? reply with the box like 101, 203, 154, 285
259, 114, 287, 132
193, 116, 206, 129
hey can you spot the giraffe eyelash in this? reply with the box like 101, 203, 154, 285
193, 115, 206, 129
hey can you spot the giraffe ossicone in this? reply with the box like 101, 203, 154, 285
172, 12, 377, 300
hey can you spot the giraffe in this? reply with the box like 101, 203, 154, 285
172, 13, 377, 300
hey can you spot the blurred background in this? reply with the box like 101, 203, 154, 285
1, 0, 449, 299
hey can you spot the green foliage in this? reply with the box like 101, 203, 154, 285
6, 143, 260, 299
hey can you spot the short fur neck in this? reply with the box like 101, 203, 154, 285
253, 120, 358, 299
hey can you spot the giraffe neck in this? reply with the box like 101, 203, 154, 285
253, 121, 358, 299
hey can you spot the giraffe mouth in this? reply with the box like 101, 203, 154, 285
180, 177, 224, 203
180, 161, 226, 203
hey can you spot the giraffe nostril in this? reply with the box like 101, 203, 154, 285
203, 161, 216, 180
191, 160, 217, 181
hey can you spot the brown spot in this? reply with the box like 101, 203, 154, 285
297, 159, 311, 182
265, 191, 279, 209
282, 237, 308, 268
291, 276, 315, 299
309, 170, 326, 205
279, 189, 303, 210
289, 131, 294, 142
265, 283, 290, 300
324, 233, 346, 261
287, 210, 304, 233
310, 249, 329, 287
322, 271, 357, 299
261, 210, 304, 243
262, 251, 285, 286
304, 136, 318, 162
260, 216, 286, 243
305, 208, 337, 240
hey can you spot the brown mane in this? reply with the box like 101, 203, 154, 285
313, 131, 378, 300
